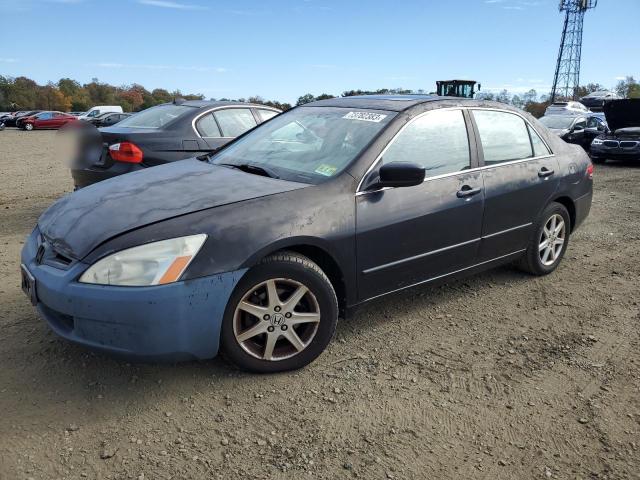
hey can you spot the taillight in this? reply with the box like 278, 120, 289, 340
586, 163, 594, 180
108, 142, 143, 163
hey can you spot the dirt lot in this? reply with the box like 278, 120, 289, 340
0, 128, 639, 480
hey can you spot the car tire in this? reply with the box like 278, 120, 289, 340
518, 202, 571, 276
221, 251, 338, 373
24, 123, 33, 131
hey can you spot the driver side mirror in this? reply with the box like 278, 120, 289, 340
368, 161, 425, 190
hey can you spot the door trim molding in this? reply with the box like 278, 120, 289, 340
482, 222, 532, 239
361, 249, 526, 303
362, 237, 481, 275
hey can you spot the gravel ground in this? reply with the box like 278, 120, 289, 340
1, 129, 639, 480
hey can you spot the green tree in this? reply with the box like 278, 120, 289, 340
296, 93, 315, 106
615, 76, 640, 98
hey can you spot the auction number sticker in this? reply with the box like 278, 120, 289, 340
343, 111, 388, 122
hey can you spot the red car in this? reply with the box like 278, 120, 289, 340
21, 111, 78, 131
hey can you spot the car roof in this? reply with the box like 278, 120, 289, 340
176, 100, 280, 110
304, 95, 533, 114
305, 95, 473, 112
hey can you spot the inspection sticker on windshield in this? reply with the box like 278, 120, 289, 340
315, 164, 338, 176
342, 111, 387, 122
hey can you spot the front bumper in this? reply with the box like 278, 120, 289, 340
21, 229, 246, 361
590, 144, 640, 161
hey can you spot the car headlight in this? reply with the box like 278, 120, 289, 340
592, 138, 604, 145
79, 234, 207, 286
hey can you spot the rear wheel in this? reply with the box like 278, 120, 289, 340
221, 252, 338, 373
518, 202, 570, 276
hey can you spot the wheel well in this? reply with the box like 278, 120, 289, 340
276, 245, 346, 316
553, 196, 576, 232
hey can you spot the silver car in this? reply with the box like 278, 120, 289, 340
545, 101, 590, 116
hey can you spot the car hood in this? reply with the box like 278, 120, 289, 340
38, 159, 308, 260
603, 99, 640, 132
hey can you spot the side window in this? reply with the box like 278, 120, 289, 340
258, 109, 279, 122
527, 124, 551, 157
586, 117, 598, 128
40, 112, 52, 120
196, 113, 221, 137
214, 108, 257, 137
574, 118, 587, 130
381, 109, 470, 177
473, 110, 533, 165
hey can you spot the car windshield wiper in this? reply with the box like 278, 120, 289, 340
218, 162, 280, 179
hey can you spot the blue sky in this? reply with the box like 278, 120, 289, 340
0, 0, 637, 102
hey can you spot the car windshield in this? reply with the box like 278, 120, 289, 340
211, 106, 395, 184
540, 116, 575, 129
116, 104, 193, 129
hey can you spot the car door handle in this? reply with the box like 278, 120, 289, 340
538, 167, 555, 178
456, 186, 481, 198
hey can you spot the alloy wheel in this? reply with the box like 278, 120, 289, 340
232, 278, 321, 361
539, 213, 566, 266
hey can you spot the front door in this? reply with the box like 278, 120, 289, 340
356, 109, 484, 300
470, 109, 560, 261
35, 112, 54, 128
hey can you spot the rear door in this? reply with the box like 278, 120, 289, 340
356, 108, 484, 300
214, 108, 257, 138
255, 108, 280, 123
52, 112, 66, 128
470, 109, 559, 261
194, 111, 226, 150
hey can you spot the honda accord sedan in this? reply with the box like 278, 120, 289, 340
21, 95, 593, 373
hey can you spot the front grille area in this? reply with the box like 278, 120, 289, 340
620, 141, 639, 148
36, 235, 74, 269
603, 140, 619, 148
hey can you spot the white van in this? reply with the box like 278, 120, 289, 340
78, 106, 123, 121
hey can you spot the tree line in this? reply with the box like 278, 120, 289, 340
1, 74, 638, 117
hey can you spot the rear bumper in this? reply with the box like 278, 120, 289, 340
71, 163, 143, 189
21, 228, 246, 361
573, 190, 592, 231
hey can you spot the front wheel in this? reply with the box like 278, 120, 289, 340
24, 123, 34, 131
518, 202, 570, 276
221, 251, 338, 373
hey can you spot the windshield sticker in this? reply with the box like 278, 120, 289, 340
315, 164, 338, 177
342, 111, 388, 123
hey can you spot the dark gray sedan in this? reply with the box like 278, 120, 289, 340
70, 100, 281, 189
21, 95, 593, 373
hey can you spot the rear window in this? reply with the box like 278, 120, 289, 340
116, 104, 193, 129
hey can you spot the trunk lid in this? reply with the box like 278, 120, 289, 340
77, 126, 183, 169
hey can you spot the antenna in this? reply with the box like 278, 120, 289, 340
550, 0, 597, 102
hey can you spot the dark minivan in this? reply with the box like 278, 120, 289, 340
22, 96, 592, 373
71, 100, 280, 188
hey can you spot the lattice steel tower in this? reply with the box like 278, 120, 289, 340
550, 0, 597, 102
